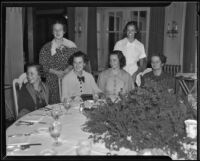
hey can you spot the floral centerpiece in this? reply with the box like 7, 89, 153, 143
83, 79, 196, 159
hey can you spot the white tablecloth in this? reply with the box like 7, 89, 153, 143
6, 104, 137, 156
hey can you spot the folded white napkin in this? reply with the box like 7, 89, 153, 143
7, 135, 29, 146
20, 115, 43, 123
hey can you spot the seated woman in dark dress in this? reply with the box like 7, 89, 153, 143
141, 54, 175, 92
18, 63, 49, 118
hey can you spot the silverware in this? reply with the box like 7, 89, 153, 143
38, 121, 47, 124
44, 107, 52, 111
17, 120, 46, 125
15, 121, 34, 126
28, 113, 47, 116
19, 143, 42, 150
8, 131, 39, 137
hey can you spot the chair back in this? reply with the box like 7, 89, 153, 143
163, 64, 181, 77
12, 73, 27, 118
136, 68, 152, 87
58, 78, 62, 102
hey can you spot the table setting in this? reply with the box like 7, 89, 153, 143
6, 91, 197, 159
6, 99, 114, 156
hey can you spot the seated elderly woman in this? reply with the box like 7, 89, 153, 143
98, 50, 134, 101
18, 63, 49, 118
141, 54, 175, 92
62, 51, 102, 101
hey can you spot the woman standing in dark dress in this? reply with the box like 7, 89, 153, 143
39, 19, 78, 104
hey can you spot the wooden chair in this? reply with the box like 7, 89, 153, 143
12, 73, 27, 118
136, 68, 152, 86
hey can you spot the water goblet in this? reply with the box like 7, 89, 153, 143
93, 93, 99, 103
76, 139, 92, 155
63, 98, 71, 115
51, 107, 61, 121
49, 121, 62, 146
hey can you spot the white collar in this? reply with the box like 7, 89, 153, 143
72, 69, 86, 77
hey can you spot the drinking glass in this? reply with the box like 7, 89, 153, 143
63, 98, 71, 115
51, 106, 61, 121
93, 93, 99, 103
49, 121, 62, 146
76, 140, 92, 155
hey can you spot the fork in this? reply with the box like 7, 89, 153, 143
15, 121, 34, 126
8, 131, 39, 137
20, 143, 42, 150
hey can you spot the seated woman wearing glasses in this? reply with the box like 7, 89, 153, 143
62, 51, 102, 101
141, 54, 175, 92
98, 50, 134, 102
18, 63, 49, 118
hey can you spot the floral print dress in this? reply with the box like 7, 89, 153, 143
39, 42, 78, 104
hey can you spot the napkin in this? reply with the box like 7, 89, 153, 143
20, 115, 43, 123
7, 135, 29, 146
91, 142, 109, 155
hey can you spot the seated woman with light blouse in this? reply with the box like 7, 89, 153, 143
97, 50, 134, 102
62, 51, 102, 101
18, 63, 49, 118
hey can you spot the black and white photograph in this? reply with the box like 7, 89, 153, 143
1, 1, 198, 160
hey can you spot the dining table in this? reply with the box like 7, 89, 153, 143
6, 103, 138, 156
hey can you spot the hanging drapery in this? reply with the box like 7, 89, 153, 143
5, 7, 24, 84
148, 7, 165, 65
183, 3, 197, 73
5, 7, 24, 119
67, 7, 75, 42
87, 7, 98, 72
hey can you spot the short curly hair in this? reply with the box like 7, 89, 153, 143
68, 51, 89, 65
25, 63, 43, 76
151, 54, 167, 64
108, 50, 126, 69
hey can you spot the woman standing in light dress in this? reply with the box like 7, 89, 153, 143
39, 19, 78, 104
114, 21, 147, 84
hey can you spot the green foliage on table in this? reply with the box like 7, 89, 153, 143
83, 79, 196, 158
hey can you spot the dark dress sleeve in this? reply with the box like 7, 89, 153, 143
39, 43, 51, 73
18, 84, 35, 115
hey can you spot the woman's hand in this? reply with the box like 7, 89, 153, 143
49, 69, 65, 78
56, 70, 65, 78
63, 65, 73, 76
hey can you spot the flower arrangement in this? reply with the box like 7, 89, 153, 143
83, 79, 196, 159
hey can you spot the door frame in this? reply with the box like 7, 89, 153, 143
97, 7, 150, 71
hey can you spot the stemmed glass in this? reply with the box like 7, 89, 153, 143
93, 93, 99, 103
51, 106, 61, 121
49, 121, 62, 146
63, 98, 71, 115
